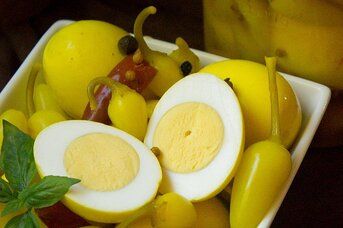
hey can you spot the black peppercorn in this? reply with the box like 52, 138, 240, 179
118, 35, 139, 55
180, 61, 192, 76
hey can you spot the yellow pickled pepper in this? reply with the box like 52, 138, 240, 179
133, 6, 182, 97
230, 57, 292, 228
33, 84, 68, 118
88, 77, 148, 141
26, 65, 67, 138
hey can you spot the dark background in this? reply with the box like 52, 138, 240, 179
0, 0, 342, 227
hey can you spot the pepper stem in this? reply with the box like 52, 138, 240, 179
116, 202, 155, 228
265, 57, 281, 144
175, 37, 189, 50
87, 77, 119, 111
133, 6, 157, 57
26, 64, 41, 116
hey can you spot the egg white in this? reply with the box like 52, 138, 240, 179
144, 73, 244, 201
34, 120, 162, 223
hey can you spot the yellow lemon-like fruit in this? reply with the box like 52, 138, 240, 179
200, 60, 302, 148
194, 198, 230, 228
43, 20, 128, 118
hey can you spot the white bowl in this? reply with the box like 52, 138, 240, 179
0, 20, 331, 227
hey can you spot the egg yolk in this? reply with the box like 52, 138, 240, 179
64, 133, 139, 191
153, 102, 224, 173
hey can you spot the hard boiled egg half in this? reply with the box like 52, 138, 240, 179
145, 73, 244, 201
34, 120, 162, 223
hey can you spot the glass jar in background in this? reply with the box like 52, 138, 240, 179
203, 0, 343, 90
203, 0, 343, 147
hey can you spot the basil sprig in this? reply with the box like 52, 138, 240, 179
0, 120, 80, 227
5, 210, 40, 228
0, 119, 36, 193
0, 178, 14, 203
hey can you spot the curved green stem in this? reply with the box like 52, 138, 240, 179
265, 57, 281, 144
116, 202, 154, 228
26, 64, 41, 117
133, 6, 157, 57
87, 77, 119, 111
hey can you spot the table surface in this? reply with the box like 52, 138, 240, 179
0, 0, 342, 227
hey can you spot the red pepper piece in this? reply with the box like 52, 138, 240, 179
36, 202, 89, 228
82, 55, 157, 123
112, 55, 157, 93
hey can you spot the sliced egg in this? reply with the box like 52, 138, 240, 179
34, 120, 162, 223
144, 73, 244, 201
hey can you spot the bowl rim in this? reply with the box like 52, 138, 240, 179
0, 20, 331, 228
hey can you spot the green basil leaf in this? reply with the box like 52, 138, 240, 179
5, 210, 39, 228
1, 199, 26, 217
0, 178, 14, 203
1, 120, 36, 192
19, 175, 80, 209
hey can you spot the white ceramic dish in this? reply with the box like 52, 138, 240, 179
0, 20, 331, 227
